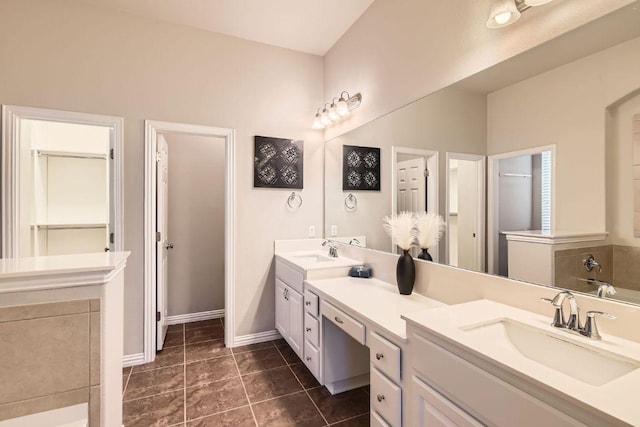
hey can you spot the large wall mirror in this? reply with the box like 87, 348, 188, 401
324, 4, 640, 306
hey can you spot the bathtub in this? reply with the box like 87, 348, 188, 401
0, 403, 87, 427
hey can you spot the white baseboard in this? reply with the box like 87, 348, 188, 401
165, 309, 225, 325
122, 352, 145, 368
233, 329, 282, 347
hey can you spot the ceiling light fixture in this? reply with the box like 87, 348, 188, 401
312, 92, 362, 130
486, 0, 554, 29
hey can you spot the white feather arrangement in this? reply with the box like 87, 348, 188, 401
383, 212, 416, 251
414, 212, 445, 249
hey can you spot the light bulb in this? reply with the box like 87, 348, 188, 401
494, 11, 512, 25
336, 98, 349, 117
320, 108, 332, 126
486, 0, 521, 28
312, 113, 324, 129
328, 103, 340, 121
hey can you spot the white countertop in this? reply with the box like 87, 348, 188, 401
402, 299, 640, 426
305, 276, 445, 342
0, 252, 131, 292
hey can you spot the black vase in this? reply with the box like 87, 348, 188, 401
396, 250, 415, 295
417, 248, 433, 261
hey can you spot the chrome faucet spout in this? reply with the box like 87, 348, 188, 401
545, 291, 581, 331
322, 240, 338, 258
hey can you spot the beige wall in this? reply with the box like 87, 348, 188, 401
487, 36, 640, 233
165, 133, 225, 317
0, 0, 324, 354
323, 0, 632, 140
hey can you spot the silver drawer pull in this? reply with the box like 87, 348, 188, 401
334, 316, 344, 324
377, 394, 385, 402
375, 352, 384, 360
306, 328, 312, 332
306, 356, 312, 361
305, 301, 311, 306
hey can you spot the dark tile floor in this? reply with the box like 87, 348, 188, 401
123, 318, 370, 426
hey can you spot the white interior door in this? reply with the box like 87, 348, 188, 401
457, 160, 479, 270
156, 135, 170, 351
396, 158, 426, 214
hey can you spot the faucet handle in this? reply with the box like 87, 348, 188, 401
541, 297, 565, 328
580, 311, 616, 340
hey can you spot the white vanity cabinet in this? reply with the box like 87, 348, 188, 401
303, 289, 321, 378
369, 330, 404, 427
275, 278, 304, 358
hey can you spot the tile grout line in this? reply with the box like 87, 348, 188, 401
183, 323, 187, 425
123, 366, 133, 397
273, 343, 330, 426
185, 404, 252, 424
231, 345, 260, 426
327, 411, 370, 426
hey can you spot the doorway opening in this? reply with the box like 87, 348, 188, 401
445, 153, 486, 272
391, 147, 439, 260
144, 120, 235, 363
1, 105, 123, 258
488, 145, 555, 276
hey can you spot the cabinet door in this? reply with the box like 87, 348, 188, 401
275, 279, 289, 338
287, 287, 304, 359
412, 376, 482, 427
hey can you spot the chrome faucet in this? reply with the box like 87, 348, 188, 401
542, 291, 616, 339
322, 240, 338, 258
583, 254, 602, 272
587, 278, 617, 298
541, 290, 580, 331
349, 238, 361, 246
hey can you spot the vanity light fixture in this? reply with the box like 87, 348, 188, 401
486, 0, 554, 29
312, 92, 362, 129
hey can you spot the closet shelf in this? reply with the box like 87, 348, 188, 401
31, 223, 108, 230
33, 149, 107, 160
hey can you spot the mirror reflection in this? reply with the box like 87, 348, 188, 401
324, 4, 640, 306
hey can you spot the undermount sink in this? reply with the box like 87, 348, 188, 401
462, 318, 640, 386
291, 253, 335, 263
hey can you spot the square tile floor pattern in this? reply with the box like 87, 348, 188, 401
123, 318, 370, 426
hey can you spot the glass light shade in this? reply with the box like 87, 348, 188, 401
525, 0, 552, 5
312, 114, 324, 129
328, 103, 340, 121
320, 109, 332, 126
486, 0, 521, 28
336, 98, 349, 117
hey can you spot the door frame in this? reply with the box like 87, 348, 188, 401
391, 146, 439, 261
144, 120, 235, 364
444, 152, 486, 271
487, 144, 556, 275
1, 104, 124, 258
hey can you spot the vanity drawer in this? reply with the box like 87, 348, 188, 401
371, 411, 391, 427
304, 312, 319, 347
412, 332, 584, 427
304, 289, 319, 317
321, 300, 365, 345
304, 340, 320, 379
275, 260, 304, 293
369, 331, 401, 382
371, 367, 402, 427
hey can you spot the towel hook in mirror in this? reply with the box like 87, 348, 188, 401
287, 192, 303, 210
344, 193, 357, 211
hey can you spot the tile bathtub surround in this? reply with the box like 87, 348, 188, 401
0, 299, 100, 423
123, 318, 370, 426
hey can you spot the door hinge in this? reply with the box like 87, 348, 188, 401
156, 231, 161, 242
156, 311, 161, 322
110, 148, 114, 160
156, 152, 162, 162
110, 232, 114, 244
424, 169, 429, 177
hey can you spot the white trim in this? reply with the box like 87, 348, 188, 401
165, 309, 225, 325
233, 330, 282, 347
122, 353, 146, 368
504, 231, 607, 244
487, 145, 556, 275
1, 105, 124, 258
444, 152, 486, 271
391, 146, 439, 261
144, 120, 236, 364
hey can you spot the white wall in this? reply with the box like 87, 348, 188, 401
488, 36, 640, 233
323, 0, 631, 140
165, 133, 225, 317
0, 0, 324, 354
324, 86, 486, 253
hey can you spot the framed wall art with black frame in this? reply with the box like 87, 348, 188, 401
254, 136, 303, 189
342, 145, 380, 191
